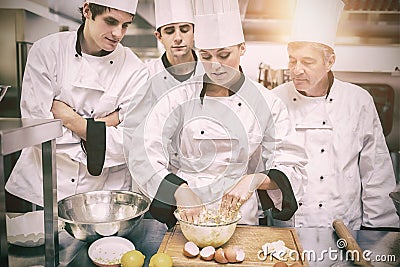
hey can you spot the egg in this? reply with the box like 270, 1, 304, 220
183, 241, 199, 258
224, 246, 237, 263
273, 262, 288, 267
214, 248, 228, 264
200, 246, 215, 261
290, 263, 303, 267
223, 246, 245, 263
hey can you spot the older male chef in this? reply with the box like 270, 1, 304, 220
273, 0, 399, 229
127, 0, 307, 228
6, 0, 149, 206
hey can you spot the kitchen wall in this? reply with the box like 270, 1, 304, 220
241, 42, 400, 81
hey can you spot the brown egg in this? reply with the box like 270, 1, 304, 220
183, 241, 199, 258
290, 263, 303, 267
273, 262, 288, 267
223, 246, 245, 263
200, 246, 215, 261
214, 248, 228, 264
235, 247, 245, 263
224, 246, 238, 263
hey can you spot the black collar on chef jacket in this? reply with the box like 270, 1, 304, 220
200, 66, 245, 104
325, 70, 334, 99
296, 70, 334, 99
74, 24, 113, 57
161, 50, 198, 82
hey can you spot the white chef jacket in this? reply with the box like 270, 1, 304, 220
144, 52, 204, 99
273, 79, 399, 229
128, 75, 307, 224
6, 28, 149, 206
136, 53, 205, 171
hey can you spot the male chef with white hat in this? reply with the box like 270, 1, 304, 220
273, 0, 399, 230
144, 0, 204, 99
6, 0, 149, 206
127, 0, 306, 227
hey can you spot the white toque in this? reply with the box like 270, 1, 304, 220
86, 0, 138, 15
193, 0, 245, 49
155, 0, 194, 29
290, 0, 345, 48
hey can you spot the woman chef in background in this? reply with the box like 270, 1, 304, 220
126, 0, 307, 227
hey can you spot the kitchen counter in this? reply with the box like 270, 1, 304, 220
6, 219, 399, 267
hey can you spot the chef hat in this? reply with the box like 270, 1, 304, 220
155, 0, 194, 29
86, 0, 138, 15
194, 0, 244, 49
290, 0, 344, 48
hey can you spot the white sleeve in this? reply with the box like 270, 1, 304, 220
126, 86, 185, 199
263, 97, 308, 200
102, 64, 150, 167
359, 97, 399, 228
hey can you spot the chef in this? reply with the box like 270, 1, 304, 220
6, 0, 149, 206
126, 0, 307, 227
145, 0, 204, 99
273, 0, 399, 229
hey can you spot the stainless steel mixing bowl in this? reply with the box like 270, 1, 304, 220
58, 191, 150, 242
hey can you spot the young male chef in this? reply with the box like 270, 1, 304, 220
126, 0, 307, 228
273, 0, 399, 230
6, 0, 149, 206
145, 0, 204, 98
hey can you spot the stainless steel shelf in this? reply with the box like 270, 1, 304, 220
0, 118, 62, 267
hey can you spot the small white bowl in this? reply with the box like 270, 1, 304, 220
88, 236, 135, 267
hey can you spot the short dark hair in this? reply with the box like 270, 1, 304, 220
79, 3, 134, 23
79, 3, 110, 23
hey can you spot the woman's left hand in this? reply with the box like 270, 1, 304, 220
220, 173, 266, 212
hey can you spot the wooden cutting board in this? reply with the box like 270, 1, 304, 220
158, 224, 309, 266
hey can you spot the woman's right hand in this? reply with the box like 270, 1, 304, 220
174, 184, 204, 223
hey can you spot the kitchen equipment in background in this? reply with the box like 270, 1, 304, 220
258, 63, 290, 89
58, 191, 150, 243
0, 85, 10, 102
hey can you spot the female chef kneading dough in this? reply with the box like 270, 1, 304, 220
126, 0, 307, 227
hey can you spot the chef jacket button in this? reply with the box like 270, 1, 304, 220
322, 121, 326, 125
329, 98, 333, 102
110, 60, 113, 64
320, 176, 324, 180
72, 108, 76, 112
91, 110, 94, 114
321, 148, 325, 153
238, 102, 242, 106
74, 54, 78, 58
71, 179, 75, 183
319, 203, 323, 207
293, 98, 297, 101
299, 202, 303, 206
163, 76, 167, 80
174, 153, 178, 156
201, 130, 204, 134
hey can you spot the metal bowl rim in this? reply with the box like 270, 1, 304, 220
57, 190, 150, 224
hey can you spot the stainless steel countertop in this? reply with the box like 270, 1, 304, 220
7, 219, 400, 267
